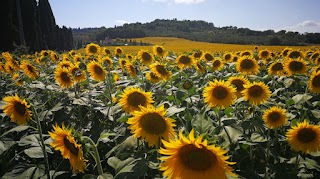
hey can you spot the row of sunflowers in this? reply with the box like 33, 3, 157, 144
1, 43, 320, 178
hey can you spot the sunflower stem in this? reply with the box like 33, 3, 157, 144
34, 115, 51, 179
295, 153, 300, 175
82, 136, 103, 175
265, 128, 271, 179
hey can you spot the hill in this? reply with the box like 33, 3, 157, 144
72, 19, 320, 47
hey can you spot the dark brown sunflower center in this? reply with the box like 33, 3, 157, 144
140, 113, 166, 134
156, 65, 167, 75
63, 137, 79, 156
289, 51, 301, 58
94, 65, 103, 75
240, 59, 254, 69
142, 52, 151, 61
213, 60, 221, 67
242, 52, 251, 56
261, 51, 269, 58
179, 144, 216, 171
179, 56, 191, 64
289, 61, 303, 72
233, 57, 238, 62
271, 63, 283, 71
61, 72, 71, 82
14, 102, 26, 115
312, 75, 320, 87
105, 49, 111, 54
43, 52, 48, 56
117, 49, 122, 54
225, 54, 231, 61
194, 52, 202, 58
248, 85, 263, 97
156, 47, 163, 54
212, 86, 228, 99
27, 65, 35, 73
283, 50, 289, 57
127, 92, 147, 107
268, 112, 280, 122
89, 46, 98, 53
231, 80, 244, 91
205, 54, 213, 61
297, 128, 316, 143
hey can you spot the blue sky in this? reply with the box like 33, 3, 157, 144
49, 0, 320, 33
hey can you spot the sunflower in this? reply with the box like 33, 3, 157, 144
315, 57, 320, 66
12, 73, 24, 86
227, 76, 250, 98
153, 45, 167, 57
73, 54, 83, 63
232, 55, 239, 62
310, 51, 320, 60
268, 61, 285, 76
309, 71, 320, 93
286, 120, 320, 154
202, 52, 214, 62
288, 50, 304, 59
194, 60, 206, 74
86, 43, 100, 55
240, 50, 252, 57
192, 50, 203, 59
54, 66, 74, 88
223, 53, 233, 62
20, 60, 38, 79
138, 50, 153, 65
242, 82, 271, 106
262, 106, 287, 129
211, 58, 224, 71
259, 49, 271, 60
118, 87, 154, 113
176, 54, 194, 69
146, 72, 162, 83
58, 60, 72, 70
284, 58, 308, 76
49, 124, 86, 173
127, 105, 176, 147
115, 47, 123, 56
236, 56, 260, 75
7, 59, 20, 71
125, 62, 137, 78
50, 52, 59, 61
4, 62, 15, 75
113, 73, 120, 82
150, 63, 171, 80
0, 62, 6, 73
101, 47, 111, 55
98, 56, 113, 69
70, 64, 86, 83
203, 80, 236, 109
2, 94, 32, 125
158, 129, 236, 179
281, 48, 292, 57
87, 61, 106, 82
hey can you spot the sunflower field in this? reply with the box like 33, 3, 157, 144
1, 41, 320, 179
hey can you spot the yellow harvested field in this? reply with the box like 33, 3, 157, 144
77, 37, 320, 54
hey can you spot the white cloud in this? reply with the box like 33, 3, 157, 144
282, 20, 320, 33
141, 0, 205, 4
115, 20, 130, 25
